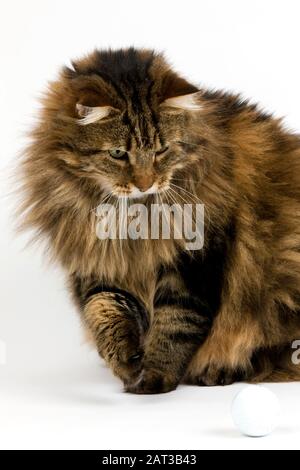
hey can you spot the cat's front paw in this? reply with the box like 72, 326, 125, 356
125, 369, 178, 394
114, 349, 144, 385
199, 366, 235, 386
189, 364, 244, 386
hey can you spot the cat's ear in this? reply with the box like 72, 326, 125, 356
76, 103, 117, 125
160, 92, 202, 112
159, 71, 202, 113
70, 77, 121, 125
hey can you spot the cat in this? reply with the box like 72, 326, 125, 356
19, 47, 300, 394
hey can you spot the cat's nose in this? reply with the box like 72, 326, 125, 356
133, 174, 154, 192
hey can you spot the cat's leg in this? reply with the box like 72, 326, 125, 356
184, 310, 265, 386
126, 284, 211, 394
71, 277, 149, 385
186, 308, 300, 386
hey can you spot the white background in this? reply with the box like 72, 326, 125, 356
1, 0, 300, 450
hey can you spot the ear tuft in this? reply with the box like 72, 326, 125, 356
76, 103, 115, 125
160, 92, 202, 112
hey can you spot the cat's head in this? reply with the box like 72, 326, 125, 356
39, 48, 203, 199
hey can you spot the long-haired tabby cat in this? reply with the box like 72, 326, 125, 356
19, 48, 300, 393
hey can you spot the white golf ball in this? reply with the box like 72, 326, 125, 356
231, 385, 280, 437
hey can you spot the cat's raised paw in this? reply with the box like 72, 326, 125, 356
115, 349, 144, 386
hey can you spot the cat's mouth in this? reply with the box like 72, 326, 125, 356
114, 183, 169, 199
123, 184, 158, 199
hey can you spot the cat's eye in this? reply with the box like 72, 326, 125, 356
156, 145, 169, 156
109, 149, 128, 159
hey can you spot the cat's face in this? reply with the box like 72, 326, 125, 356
45, 49, 202, 199
72, 110, 199, 199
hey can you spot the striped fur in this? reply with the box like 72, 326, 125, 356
19, 48, 300, 393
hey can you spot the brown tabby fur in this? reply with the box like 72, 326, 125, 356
19, 48, 300, 393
